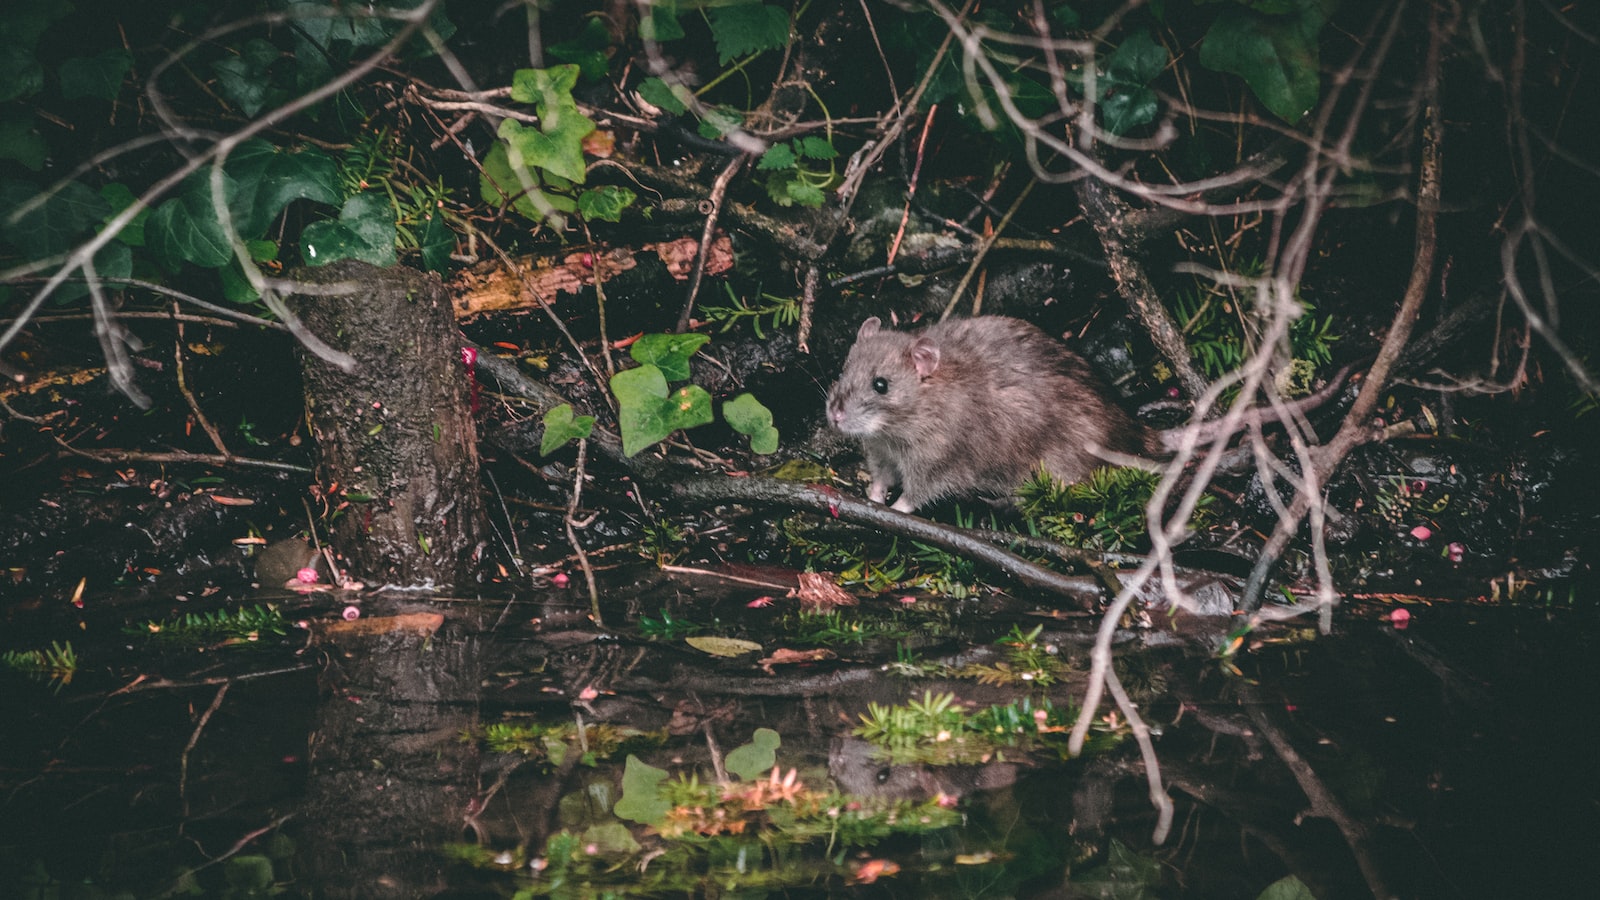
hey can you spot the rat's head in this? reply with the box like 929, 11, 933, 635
825, 317, 943, 437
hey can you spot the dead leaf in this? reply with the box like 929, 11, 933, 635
792, 572, 857, 611
758, 647, 836, 674
209, 495, 256, 506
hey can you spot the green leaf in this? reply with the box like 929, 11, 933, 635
1101, 84, 1159, 135
145, 173, 239, 270
479, 141, 575, 225
0, 178, 111, 259
1256, 874, 1317, 900
757, 143, 797, 171
213, 39, 282, 117
57, 48, 132, 103
637, 76, 689, 115
611, 364, 713, 457
639, 1, 685, 42
0, 0, 71, 103
628, 333, 708, 381
1199, 1, 1331, 124
578, 822, 641, 856
1105, 31, 1167, 85
0, 113, 47, 171
795, 136, 836, 160
100, 183, 150, 247
222, 855, 275, 891
416, 210, 453, 273
723, 393, 778, 454
576, 184, 636, 222
57, 240, 132, 303
697, 106, 743, 140
226, 139, 340, 237
547, 17, 612, 81
300, 192, 396, 267
613, 755, 671, 825
708, 3, 791, 64
724, 728, 781, 781
540, 403, 595, 456
783, 177, 826, 208
499, 113, 592, 187
510, 64, 581, 112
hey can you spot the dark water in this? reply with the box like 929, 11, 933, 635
1, 583, 1596, 899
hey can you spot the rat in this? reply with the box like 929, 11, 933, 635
826, 315, 1160, 512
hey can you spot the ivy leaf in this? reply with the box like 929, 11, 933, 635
0, 0, 71, 102
99, 183, 150, 247
219, 241, 279, 305
637, 77, 689, 116
629, 333, 709, 381
0, 179, 111, 259
59, 48, 134, 102
146, 173, 242, 270
56, 241, 133, 304
611, 364, 713, 457
0, 112, 47, 171
510, 64, 581, 113
723, 393, 779, 455
540, 403, 595, 456
547, 17, 612, 81
1105, 31, 1167, 85
724, 728, 781, 781
576, 184, 636, 222
757, 142, 797, 171
708, 3, 791, 64
498, 113, 592, 186
1100, 84, 1159, 135
213, 39, 282, 117
478, 140, 575, 225
300, 193, 396, 268
416, 210, 453, 273
225, 139, 340, 237
1199, 0, 1331, 124
613, 756, 671, 825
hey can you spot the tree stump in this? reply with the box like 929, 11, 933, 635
290, 261, 487, 588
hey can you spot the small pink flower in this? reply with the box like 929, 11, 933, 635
747, 596, 775, 608
296, 566, 320, 584
1409, 525, 1432, 541
1390, 608, 1411, 629
578, 686, 599, 701
1447, 542, 1465, 563
897, 595, 917, 605
551, 572, 570, 587
1410, 480, 1426, 494
342, 605, 361, 621
460, 346, 477, 367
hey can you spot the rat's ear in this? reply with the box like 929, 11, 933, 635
910, 337, 941, 378
858, 317, 882, 338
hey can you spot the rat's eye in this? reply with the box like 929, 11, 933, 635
872, 377, 889, 394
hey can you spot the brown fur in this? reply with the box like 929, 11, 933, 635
826, 316, 1157, 512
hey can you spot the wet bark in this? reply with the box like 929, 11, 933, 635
290, 261, 487, 588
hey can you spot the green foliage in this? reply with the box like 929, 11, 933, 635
129, 604, 290, 648
613, 755, 672, 825
706, 3, 792, 64
950, 624, 1072, 687
1257, 875, 1317, 900
610, 363, 714, 457
539, 403, 595, 456
576, 184, 637, 222
724, 727, 781, 780
721, 392, 778, 455
756, 135, 838, 207
475, 719, 662, 768
213, 39, 284, 116
1096, 31, 1169, 135
0, 0, 72, 103
1017, 466, 1184, 552
300, 192, 398, 267
230, 138, 342, 237
1171, 283, 1340, 389
637, 76, 691, 115
782, 609, 912, 647
479, 64, 598, 227
1, 641, 77, 690
1199, 0, 1336, 124
636, 607, 701, 638
1069, 838, 1165, 895
855, 691, 1106, 767
59, 48, 134, 102
702, 284, 801, 338
0, 178, 110, 259
607, 333, 778, 458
